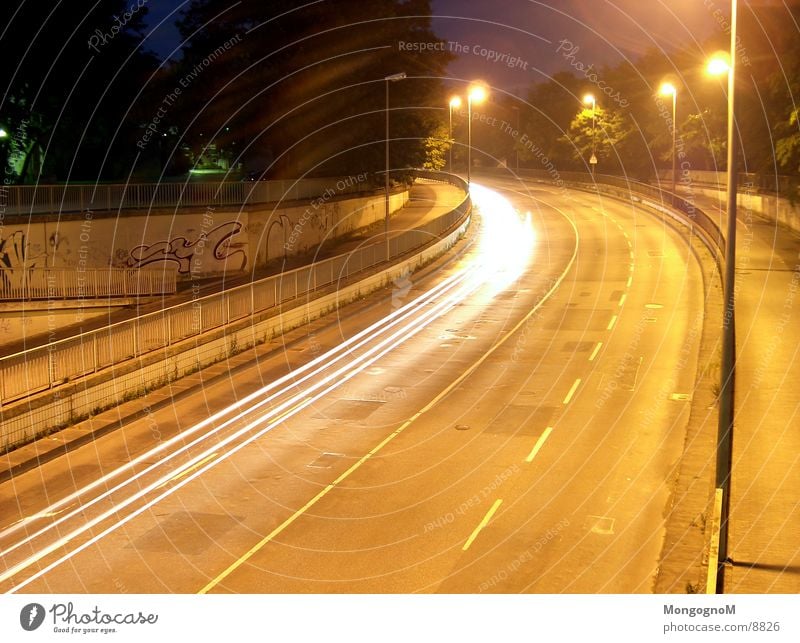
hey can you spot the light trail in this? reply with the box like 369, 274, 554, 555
1, 184, 536, 592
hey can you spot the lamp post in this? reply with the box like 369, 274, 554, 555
511, 105, 520, 172
706, 1, 738, 593
583, 93, 597, 175
659, 82, 678, 194
449, 96, 461, 173
467, 83, 487, 186
384, 72, 406, 261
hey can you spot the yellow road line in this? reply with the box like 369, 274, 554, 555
168, 453, 219, 484
607, 315, 618, 330
563, 378, 581, 405
525, 427, 553, 463
198, 200, 581, 594
462, 499, 503, 551
626, 275, 632, 288
618, 293, 627, 307
588, 342, 603, 362
269, 398, 312, 425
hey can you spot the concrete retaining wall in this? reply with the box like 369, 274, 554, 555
0, 187, 408, 279
0, 212, 470, 447
689, 185, 800, 236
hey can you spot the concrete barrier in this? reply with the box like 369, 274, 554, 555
0, 175, 470, 449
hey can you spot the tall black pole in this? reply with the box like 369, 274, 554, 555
467, 96, 472, 186
716, 0, 738, 593
385, 78, 390, 261
671, 91, 677, 194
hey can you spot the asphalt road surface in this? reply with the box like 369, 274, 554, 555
0, 175, 711, 593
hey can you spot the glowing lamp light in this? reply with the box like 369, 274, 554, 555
707, 55, 731, 76
468, 84, 487, 103
659, 82, 677, 97
449, 96, 462, 109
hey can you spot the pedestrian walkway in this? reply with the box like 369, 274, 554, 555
682, 188, 800, 593
0, 181, 465, 357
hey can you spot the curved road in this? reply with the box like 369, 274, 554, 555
0, 176, 711, 593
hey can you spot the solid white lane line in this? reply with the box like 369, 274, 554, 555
0, 267, 478, 552
196, 197, 582, 594
4, 272, 488, 591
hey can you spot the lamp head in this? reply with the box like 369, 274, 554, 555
468, 83, 487, 103
706, 54, 730, 76
659, 82, 677, 97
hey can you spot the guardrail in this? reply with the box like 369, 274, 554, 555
487, 168, 725, 257
654, 169, 799, 197
0, 171, 469, 407
0, 268, 178, 300
0, 175, 383, 216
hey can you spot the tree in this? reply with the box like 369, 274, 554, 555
0, 1, 158, 182
562, 106, 631, 170
517, 72, 583, 169
174, 0, 453, 178
776, 109, 800, 173
422, 123, 450, 170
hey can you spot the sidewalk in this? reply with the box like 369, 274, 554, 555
0, 181, 465, 358
682, 189, 800, 593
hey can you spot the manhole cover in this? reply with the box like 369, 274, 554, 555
584, 515, 616, 535
670, 393, 692, 401
455, 424, 470, 431
307, 452, 345, 469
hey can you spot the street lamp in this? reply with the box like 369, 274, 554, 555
384, 72, 406, 261
511, 105, 520, 172
659, 82, 678, 194
449, 96, 461, 173
467, 83, 487, 186
706, 4, 738, 593
583, 93, 597, 175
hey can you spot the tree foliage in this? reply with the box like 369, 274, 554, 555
173, 0, 452, 178
0, 1, 157, 182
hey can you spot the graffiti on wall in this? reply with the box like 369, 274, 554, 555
0, 230, 46, 290
124, 221, 247, 274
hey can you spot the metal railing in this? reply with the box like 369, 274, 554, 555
0, 268, 178, 300
487, 168, 725, 257
0, 176, 382, 216
653, 169, 800, 197
0, 171, 470, 407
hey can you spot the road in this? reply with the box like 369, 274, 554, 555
0, 175, 711, 593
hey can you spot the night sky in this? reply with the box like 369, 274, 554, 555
142, 0, 728, 88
